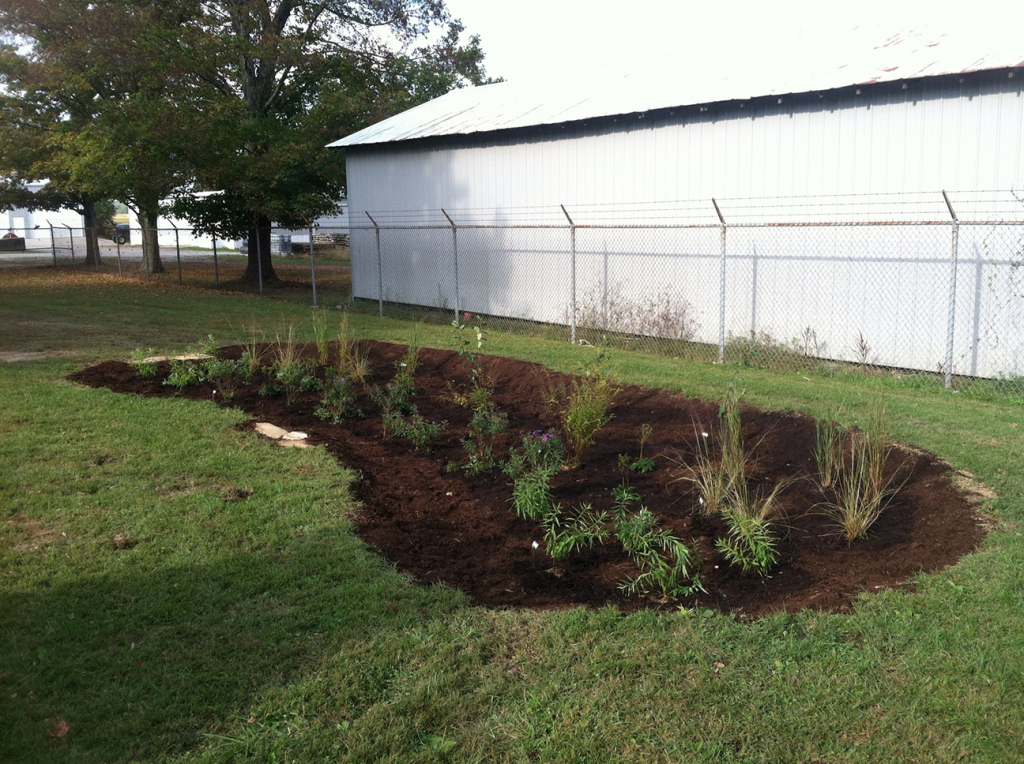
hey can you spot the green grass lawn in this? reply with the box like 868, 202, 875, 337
2, 267, 1023, 763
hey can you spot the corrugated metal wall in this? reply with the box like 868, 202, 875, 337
344, 74, 1024, 378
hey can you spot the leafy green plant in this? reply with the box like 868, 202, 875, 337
311, 307, 330, 364
615, 507, 703, 599
275, 360, 319, 405
503, 431, 565, 480
391, 412, 447, 452
814, 404, 847, 490
715, 480, 790, 576
204, 357, 251, 399
129, 347, 158, 377
511, 467, 558, 522
315, 375, 362, 422
611, 484, 642, 521
543, 504, 609, 560
258, 383, 284, 398
164, 358, 205, 389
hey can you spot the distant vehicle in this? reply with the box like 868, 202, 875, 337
113, 224, 130, 245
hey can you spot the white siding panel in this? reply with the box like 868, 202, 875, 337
346, 80, 1024, 378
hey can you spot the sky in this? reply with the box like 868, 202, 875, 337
443, 0, 1024, 91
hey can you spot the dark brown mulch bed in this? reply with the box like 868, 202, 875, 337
68, 340, 987, 618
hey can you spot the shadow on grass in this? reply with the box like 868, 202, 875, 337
0, 527, 465, 763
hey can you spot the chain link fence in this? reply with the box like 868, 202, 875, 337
349, 191, 1024, 397
5, 192, 1022, 396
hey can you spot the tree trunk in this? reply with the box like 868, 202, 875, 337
82, 200, 102, 267
139, 206, 166, 274
241, 214, 279, 285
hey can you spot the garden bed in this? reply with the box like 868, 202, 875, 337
69, 340, 987, 617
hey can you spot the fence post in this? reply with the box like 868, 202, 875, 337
713, 198, 727, 364
171, 223, 182, 284
942, 190, 959, 389
92, 227, 100, 272
212, 236, 220, 287
66, 225, 75, 264
442, 209, 459, 318
366, 212, 383, 316
115, 232, 123, 277
50, 224, 56, 267
561, 204, 577, 343
309, 225, 318, 307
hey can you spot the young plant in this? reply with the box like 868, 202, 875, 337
814, 405, 846, 490
511, 467, 558, 522
276, 359, 320, 405
715, 480, 790, 577
129, 348, 158, 377
311, 307, 330, 364
205, 357, 251, 399
334, 313, 372, 380
615, 507, 702, 599
630, 423, 657, 473
459, 407, 509, 476
164, 357, 205, 389
824, 401, 901, 541
273, 324, 300, 369
543, 504, 609, 560
315, 376, 362, 422
674, 428, 734, 517
548, 373, 617, 467
503, 431, 565, 480
719, 380, 746, 486
240, 322, 264, 375
393, 413, 447, 452
611, 484, 642, 522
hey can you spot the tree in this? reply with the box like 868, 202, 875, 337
0, 1, 197, 273
167, 1, 493, 285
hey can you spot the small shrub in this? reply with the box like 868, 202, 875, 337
205, 357, 251, 398
394, 413, 447, 452
276, 360, 319, 405
164, 358, 204, 389
543, 504, 609, 560
503, 431, 565, 479
510, 467, 558, 522
129, 348, 158, 377
315, 376, 362, 422
615, 507, 702, 599
611, 484, 642, 521
259, 383, 284, 398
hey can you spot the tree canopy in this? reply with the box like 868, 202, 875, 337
0, 0, 494, 282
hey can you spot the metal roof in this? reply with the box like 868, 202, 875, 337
330, 27, 1024, 148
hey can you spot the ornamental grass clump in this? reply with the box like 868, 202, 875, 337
674, 427, 734, 518
547, 373, 617, 467
310, 307, 330, 364
129, 348, 158, 376
824, 398, 902, 541
814, 404, 847, 490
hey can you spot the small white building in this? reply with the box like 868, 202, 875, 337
330, 32, 1024, 379
2, 181, 84, 242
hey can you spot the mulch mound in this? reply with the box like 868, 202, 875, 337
68, 341, 988, 617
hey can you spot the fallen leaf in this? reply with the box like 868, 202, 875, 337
49, 720, 69, 739
248, 716, 256, 724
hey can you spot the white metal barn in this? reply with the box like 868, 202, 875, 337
330, 37, 1024, 379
